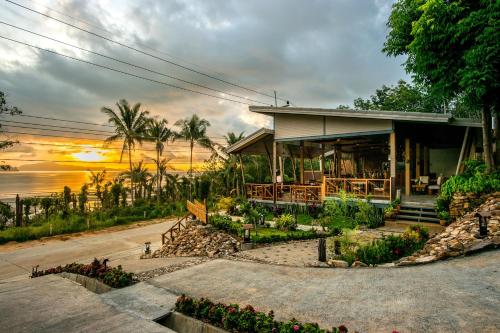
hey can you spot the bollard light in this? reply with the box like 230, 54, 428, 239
259, 213, 265, 225
144, 241, 151, 255
475, 212, 490, 238
243, 224, 253, 243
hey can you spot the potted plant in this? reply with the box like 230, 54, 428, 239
437, 211, 451, 226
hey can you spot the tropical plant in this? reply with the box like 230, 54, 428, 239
88, 170, 106, 206
174, 115, 213, 199
101, 99, 150, 203
78, 184, 89, 213
147, 118, 174, 201
275, 213, 297, 231
0, 91, 22, 170
0, 201, 13, 229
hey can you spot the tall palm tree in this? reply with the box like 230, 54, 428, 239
174, 115, 212, 198
101, 99, 149, 204
147, 118, 173, 201
224, 132, 245, 196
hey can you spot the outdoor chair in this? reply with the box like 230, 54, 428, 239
428, 176, 443, 195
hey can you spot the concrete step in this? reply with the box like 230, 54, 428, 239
396, 214, 440, 223
399, 209, 437, 217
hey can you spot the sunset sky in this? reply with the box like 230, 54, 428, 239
0, 0, 407, 171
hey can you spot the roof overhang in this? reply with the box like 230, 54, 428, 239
225, 128, 274, 154
250, 106, 454, 124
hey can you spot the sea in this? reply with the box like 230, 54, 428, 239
0, 171, 120, 203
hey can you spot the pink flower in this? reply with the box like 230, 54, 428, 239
293, 325, 300, 331
392, 331, 400, 333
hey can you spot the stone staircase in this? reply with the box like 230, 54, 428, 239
396, 203, 440, 224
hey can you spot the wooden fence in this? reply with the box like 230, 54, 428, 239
187, 199, 208, 224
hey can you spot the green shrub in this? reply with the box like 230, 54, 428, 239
354, 200, 385, 228
438, 160, 500, 212
355, 225, 429, 265
175, 295, 350, 333
216, 197, 234, 212
31, 258, 134, 288
210, 214, 242, 236
251, 230, 319, 244
275, 213, 297, 231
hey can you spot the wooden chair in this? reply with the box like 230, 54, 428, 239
428, 176, 443, 195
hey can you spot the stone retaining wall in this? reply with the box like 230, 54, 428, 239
449, 192, 485, 220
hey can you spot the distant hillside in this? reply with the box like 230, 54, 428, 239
18, 162, 123, 172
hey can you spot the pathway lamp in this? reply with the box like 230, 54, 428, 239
259, 213, 265, 226
243, 224, 253, 243
475, 212, 490, 238
144, 241, 151, 255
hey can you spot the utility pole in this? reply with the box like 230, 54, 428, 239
274, 90, 278, 107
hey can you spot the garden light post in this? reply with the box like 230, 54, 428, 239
144, 241, 151, 255
318, 238, 326, 262
259, 213, 265, 226
475, 212, 490, 238
243, 224, 252, 243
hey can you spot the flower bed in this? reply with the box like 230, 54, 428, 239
31, 258, 135, 288
175, 295, 351, 333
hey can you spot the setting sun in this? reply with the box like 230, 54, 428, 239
72, 149, 106, 162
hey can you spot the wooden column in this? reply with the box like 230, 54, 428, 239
456, 127, 470, 175
405, 138, 411, 196
320, 144, 325, 175
279, 156, 284, 182
415, 142, 421, 178
299, 141, 304, 184
272, 141, 277, 203
423, 146, 429, 176
389, 132, 397, 200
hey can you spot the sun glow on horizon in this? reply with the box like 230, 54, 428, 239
71, 149, 107, 162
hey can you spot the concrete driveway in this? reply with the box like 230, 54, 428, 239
151, 251, 500, 333
0, 218, 178, 281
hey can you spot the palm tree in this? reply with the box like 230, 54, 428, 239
147, 118, 173, 201
224, 132, 245, 196
101, 99, 149, 204
88, 170, 106, 206
155, 158, 171, 198
174, 115, 212, 199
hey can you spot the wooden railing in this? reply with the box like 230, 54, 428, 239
187, 199, 208, 224
245, 183, 320, 203
162, 214, 190, 244
291, 184, 321, 203
323, 177, 391, 199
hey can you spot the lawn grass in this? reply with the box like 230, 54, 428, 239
251, 226, 320, 244
0, 202, 186, 244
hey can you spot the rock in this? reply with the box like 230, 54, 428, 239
351, 261, 368, 268
415, 256, 437, 264
327, 259, 349, 268
152, 224, 240, 258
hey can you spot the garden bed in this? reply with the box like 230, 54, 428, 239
30, 258, 136, 288
172, 295, 351, 333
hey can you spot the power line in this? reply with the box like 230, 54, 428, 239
1, 130, 226, 146
5, 0, 288, 103
25, 0, 267, 94
0, 35, 254, 106
0, 113, 228, 139
0, 158, 200, 165
0, 140, 214, 154
0, 21, 271, 105
1, 119, 113, 134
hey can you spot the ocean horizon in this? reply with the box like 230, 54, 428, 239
0, 170, 187, 202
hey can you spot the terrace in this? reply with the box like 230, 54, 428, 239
227, 107, 481, 207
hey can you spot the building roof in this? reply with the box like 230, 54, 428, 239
249, 106, 481, 127
225, 128, 274, 154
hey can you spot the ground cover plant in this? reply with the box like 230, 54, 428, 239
0, 201, 186, 244
314, 192, 384, 231
175, 294, 352, 333
31, 258, 135, 288
333, 225, 429, 265
436, 160, 500, 215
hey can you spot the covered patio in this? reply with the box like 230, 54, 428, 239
226, 107, 481, 206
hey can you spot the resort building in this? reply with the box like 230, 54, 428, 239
226, 106, 481, 214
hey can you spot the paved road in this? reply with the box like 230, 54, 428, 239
0, 218, 177, 281
152, 251, 500, 333
0, 274, 174, 333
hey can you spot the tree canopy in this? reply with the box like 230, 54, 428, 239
383, 0, 499, 171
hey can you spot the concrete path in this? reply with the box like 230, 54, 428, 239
151, 250, 500, 333
0, 274, 174, 333
0, 218, 179, 281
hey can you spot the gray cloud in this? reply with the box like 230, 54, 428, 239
0, 0, 407, 139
